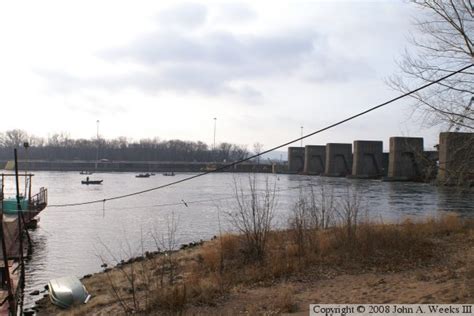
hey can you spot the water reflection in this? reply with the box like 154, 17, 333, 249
21, 171, 473, 308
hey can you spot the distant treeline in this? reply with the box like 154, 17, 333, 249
0, 129, 250, 162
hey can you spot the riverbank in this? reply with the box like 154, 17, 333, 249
35, 215, 474, 315
2, 160, 276, 173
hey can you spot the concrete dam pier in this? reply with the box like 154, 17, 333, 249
288, 147, 305, 173
303, 145, 325, 175
287, 132, 473, 184
438, 132, 474, 185
351, 140, 383, 179
386, 137, 424, 181
324, 143, 352, 177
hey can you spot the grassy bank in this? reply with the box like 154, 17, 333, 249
35, 214, 474, 315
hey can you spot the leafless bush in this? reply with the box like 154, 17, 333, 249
336, 188, 363, 240
288, 184, 336, 256
96, 213, 181, 314
309, 185, 336, 229
289, 185, 365, 257
227, 175, 277, 262
289, 191, 311, 257
97, 236, 143, 313
151, 212, 179, 287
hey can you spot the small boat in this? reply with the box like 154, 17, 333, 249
163, 171, 175, 176
48, 276, 91, 309
81, 177, 103, 185
136, 173, 150, 178
79, 171, 93, 175
201, 164, 217, 172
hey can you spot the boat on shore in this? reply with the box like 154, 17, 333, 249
48, 276, 91, 309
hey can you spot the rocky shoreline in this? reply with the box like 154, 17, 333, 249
33, 218, 474, 315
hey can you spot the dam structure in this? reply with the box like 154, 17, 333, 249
438, 132, 474, 185
386, 137, 424, 181
285, 132, 473, 184
351, 140, 383, 178
303, 145, 326, 175
324, 143, 352, 177
287, 147, 305, 174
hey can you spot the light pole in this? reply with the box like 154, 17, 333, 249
300, 126, 303, 147
95, 120, 100, 170
213, 117, 217, 150
23, 142, 29, 199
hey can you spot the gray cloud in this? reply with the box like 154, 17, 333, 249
97, 29, 322, 98
157, 2, 207, 29
38, 3, 380, 103
103, 30, 316, 70
302, 55, 376, 83
215, 3, 257, 23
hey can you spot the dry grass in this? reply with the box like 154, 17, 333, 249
36, 214, 474, 315
272, 284, 298, 313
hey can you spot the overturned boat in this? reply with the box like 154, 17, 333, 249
48, 276, 91, 309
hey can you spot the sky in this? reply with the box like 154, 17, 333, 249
0, 0, 442, 151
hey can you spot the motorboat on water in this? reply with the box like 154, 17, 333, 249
81, 180, 103, 185
81, 177, 103, 185
136, 173, 151, 178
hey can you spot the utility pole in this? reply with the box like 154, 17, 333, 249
23, 142, 29, 198
14, 149, 25, 297
213, 117, 217, 150
95, 120, 100, 170
300, 126, 303, 147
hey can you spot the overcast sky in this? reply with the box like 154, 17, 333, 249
0, 0, 441, 150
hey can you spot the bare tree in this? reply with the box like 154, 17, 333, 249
336, 188, 363, 240
389, 1, 473, 131
2, 129, 28, 147
253, 142, 264, 165
288, 184, 337, 256
151, 212, 179, 286
227, 175, 277, 262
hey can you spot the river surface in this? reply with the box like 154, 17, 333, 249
4, 171, 472, 309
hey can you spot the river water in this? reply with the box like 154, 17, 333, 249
5, 171, 472, 309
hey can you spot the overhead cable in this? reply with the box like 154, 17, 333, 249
48, 63, 474, 208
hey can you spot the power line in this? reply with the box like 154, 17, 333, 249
48, 63, 474, 208
48, 182, 318, 213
